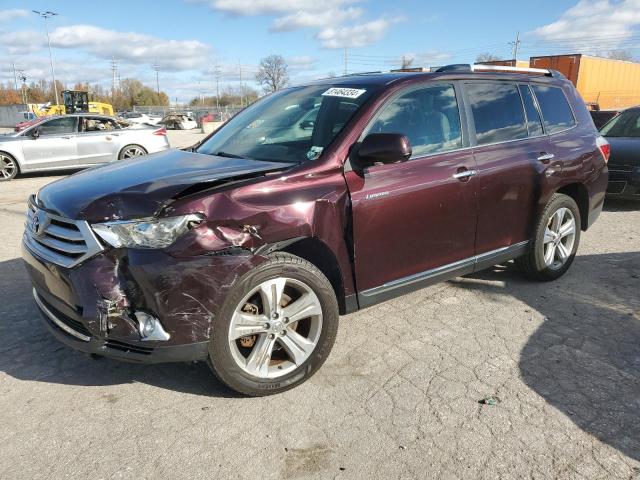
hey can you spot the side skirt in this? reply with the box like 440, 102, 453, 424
357, 241, 529, 309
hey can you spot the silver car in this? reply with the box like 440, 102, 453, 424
0, 114, 170, 181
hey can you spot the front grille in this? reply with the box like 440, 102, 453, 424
33, 289, 91, 342
37, 293, 92, 338
24, 196, 104, 268
607, 181, 627, 194
105, 339, 154, 355
608, 164, 634, 173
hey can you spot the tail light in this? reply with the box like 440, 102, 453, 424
153, 127, 167, 136
596, 136, 610, 163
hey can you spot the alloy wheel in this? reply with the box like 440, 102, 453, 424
121, 146, 146, 158
0, 154, 17, 180
228, 277, 323, 379
542, 207, 576, 269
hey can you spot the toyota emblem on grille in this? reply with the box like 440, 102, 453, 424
30, 210, 47, 237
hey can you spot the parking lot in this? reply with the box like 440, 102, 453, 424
0, 138, 639, 478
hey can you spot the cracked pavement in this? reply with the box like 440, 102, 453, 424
1, 158, 639, 479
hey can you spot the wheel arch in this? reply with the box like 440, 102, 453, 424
556, 183, 589, 231
276, 237, 351, 315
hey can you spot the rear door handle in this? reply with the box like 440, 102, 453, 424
537, 153, 555, 163
453, 169, 478, 180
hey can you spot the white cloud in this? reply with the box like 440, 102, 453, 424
533, 0, 640, 46
317, 18, 398, 49
48, 25, 210, 71
199, 0, 399, 47
207, 0, 356, 16
286, 55, 317, 71
270, 7, 362, 31
0, 9, 29, 22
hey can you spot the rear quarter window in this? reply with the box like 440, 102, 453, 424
531, 85, 576, 134
465, 82, 528, 145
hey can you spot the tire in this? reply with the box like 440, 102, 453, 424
0, 152, 19, 181
118, 144, 147, 160
516, 193, 581, 281
208, 252, 339, 396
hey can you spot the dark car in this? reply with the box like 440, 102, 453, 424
590, 109, 621, 129
599, 106, 640, 200
22, 65, 609, 396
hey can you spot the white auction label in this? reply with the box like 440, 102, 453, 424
321, 87, 366, 99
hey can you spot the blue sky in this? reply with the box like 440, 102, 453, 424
1, 0, 639, 102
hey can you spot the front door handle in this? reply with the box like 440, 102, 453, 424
453, 169, 478, 180
538, 153, 555, 163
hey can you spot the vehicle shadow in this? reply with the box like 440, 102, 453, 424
0, 257, 238, 398
453, 252, 640, 461
604, 197, 640, 212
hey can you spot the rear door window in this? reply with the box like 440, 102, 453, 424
368, 84, 463, 157
531, 85, 576, 133
518, 84, 544, 136
466, 82, 527, 145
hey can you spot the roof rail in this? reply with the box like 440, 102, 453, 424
434, 63, 565, 79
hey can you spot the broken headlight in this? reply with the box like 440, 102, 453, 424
92, 214, 204, 248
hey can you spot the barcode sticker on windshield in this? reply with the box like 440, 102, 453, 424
322, 87, 366, 99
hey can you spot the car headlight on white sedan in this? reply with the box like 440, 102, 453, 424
92, 214, 204, 248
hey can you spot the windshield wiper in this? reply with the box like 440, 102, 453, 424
213, 151, 245, 159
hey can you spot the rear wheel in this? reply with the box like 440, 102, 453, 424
208, 253, 339, 396
118, 144, 147, 159
0, 152, 18, 181
516, 193, 581, 281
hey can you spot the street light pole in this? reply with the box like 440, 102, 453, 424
33, 10, 59, 106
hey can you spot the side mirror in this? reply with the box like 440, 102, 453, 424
30, 128, 40, 139
357, 133, 411, 167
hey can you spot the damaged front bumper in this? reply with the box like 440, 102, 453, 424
22, 239, 264, 364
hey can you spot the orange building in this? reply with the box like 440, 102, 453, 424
530, 54, 640, 110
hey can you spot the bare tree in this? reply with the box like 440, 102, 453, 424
476, 53, 501, 63
400, 55, 414, 69
607, 49, 635, 61
256, 55, 289, 93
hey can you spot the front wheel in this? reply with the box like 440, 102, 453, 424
208, 253, 339, 396
516, 193, 581, 281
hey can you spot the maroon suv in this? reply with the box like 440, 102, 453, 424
22, 65, 609, 396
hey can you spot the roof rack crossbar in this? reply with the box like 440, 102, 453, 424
434, 63, 565, 79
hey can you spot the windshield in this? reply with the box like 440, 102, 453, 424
196, 84, 376, 163
600, 109, 640, 137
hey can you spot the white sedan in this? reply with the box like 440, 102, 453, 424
0, 114, 170, 181
121, 112, 163, 126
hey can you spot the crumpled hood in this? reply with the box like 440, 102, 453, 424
36, 149, 287, 221
606, 137, 640, 167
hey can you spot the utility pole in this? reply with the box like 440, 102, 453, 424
152, 64, 160, 95
33, 10, 59, 105
510, 32, 521, 60
212, 62, 221, 110
111, 56, 117, 101
238, 61, 244, 107
18, 71, 27, 104
12, 63, 18, 91
344, 47, 348, 75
